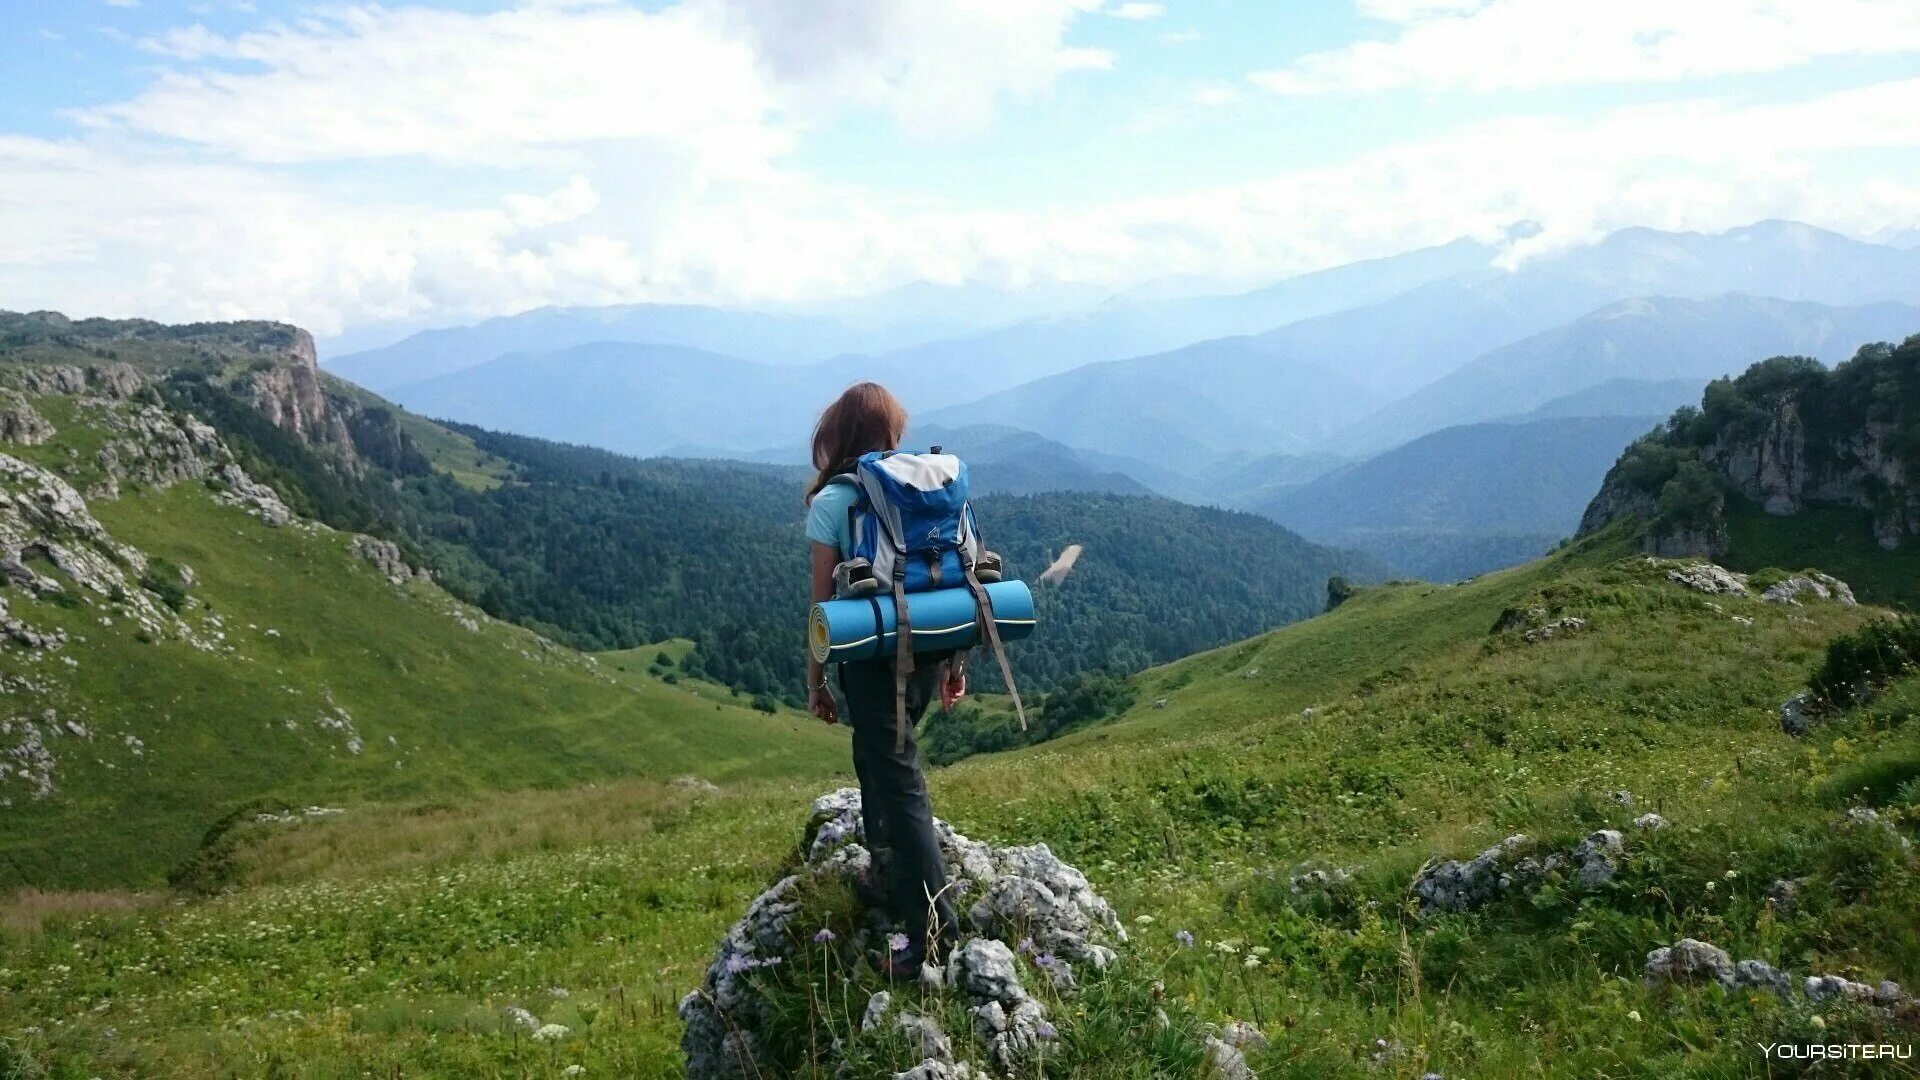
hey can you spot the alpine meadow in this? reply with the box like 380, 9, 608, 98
7, 3, 1920, 1078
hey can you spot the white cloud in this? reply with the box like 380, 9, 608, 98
1161, 28, 1201, 44
10, 75, 1920, 336
104, 0, 140, 8
1253, 0, 1920, 95
8, 1, 1920, 337
1188, 83, 1242, 108
1107, 2, 1166, 19
715, 0, 1111, 136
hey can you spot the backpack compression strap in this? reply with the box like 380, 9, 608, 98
962, 566, 1027, 733
892, 574, 916, 753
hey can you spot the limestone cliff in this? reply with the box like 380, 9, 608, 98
1581, 336, 1920, 558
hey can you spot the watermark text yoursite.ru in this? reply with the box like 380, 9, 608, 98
1761, 1043, 1914, 1062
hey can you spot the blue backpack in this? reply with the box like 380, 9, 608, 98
830, 448, 1027, 748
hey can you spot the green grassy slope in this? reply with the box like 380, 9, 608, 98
9, 529, 1918, 1076
1722, 498, 1920, 610
1, 415, 844, 889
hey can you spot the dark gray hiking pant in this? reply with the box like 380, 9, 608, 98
837, 654, 959, 962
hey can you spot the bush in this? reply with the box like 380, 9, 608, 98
141, 556, 189, 612
1326, 575, 1358, 612
1655, 460, 1724, 529
1812, 616, 1920, 709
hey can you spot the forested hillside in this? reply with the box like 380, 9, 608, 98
2, 313, 1374, 711
423, 426, 1380, 700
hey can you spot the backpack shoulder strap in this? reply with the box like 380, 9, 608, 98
962, 565, 1027, 734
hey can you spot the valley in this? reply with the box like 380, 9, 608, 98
5, 230, 1920, 1079
329, 221, 1920, 585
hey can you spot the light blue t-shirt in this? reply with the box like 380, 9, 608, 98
805, 481, 858, 558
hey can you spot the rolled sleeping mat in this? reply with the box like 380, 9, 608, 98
810, 580, 1036, 665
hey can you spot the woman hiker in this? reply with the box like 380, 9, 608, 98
803, 381, 964, 978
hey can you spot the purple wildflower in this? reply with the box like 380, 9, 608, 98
887, 932, 910, 954
1034, 952, 1058, 969
1175, 930, 1195, 949
1035, 1020, 1059, 1042
952, 879, 971, 896
813, 928, 836, 943
724, 954, 755, 975
1017, 937, 1036, 955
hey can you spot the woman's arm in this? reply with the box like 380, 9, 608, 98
807, 541, 839, 724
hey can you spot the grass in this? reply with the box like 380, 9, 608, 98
0, 400, 846, 889
6, 527, 1918, 1076
6, 372, 1920, 1074
1723, 497, 1920, 611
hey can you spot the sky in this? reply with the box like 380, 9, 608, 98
3, 0, 1920, 350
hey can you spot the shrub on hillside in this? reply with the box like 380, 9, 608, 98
1812, 616, 1920, 709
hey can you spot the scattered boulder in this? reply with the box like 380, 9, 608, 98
1645, 939, 1915, 1011
1804, 975, 1879, 1004
1761, 573, 1856, 606
673, 775, 722, 795
893, 1061, 981, 1080
1524, 617, 1588, 643
1492, 604, 1547, 634
1842, 806, 1913, 852
680, 788, 1128, 1079
1643, 939, 1735, 988
1215, 1020, 1268, 1051
1607, 790, 1635, 807
1413, 835, 1551, 914
1571, 830, 1624, 889
1778, 690, 1818, 737
1665, 563, 1750, 596
1632, 813, 1669, 831
350, 535, 426, 584
1732, 959, 1793, 997
1205, 1035, 1257, 1080
1764, 877, 1801, 917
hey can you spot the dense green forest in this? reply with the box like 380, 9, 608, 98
160, 375, 1376, 705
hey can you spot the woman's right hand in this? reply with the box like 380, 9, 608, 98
808, 686, 839, 725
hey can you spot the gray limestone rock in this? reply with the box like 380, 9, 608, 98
1643, 939, 1735, 988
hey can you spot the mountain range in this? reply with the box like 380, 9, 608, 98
322, 220, 1920, 582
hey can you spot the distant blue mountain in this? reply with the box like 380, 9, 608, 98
1336, 294, 1920, 454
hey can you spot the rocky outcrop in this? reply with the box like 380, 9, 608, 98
350, 536, 426, 584
1581, 339, 1920, 553
240, 329, 353, 453
1760, 572, 1856, 606
212, 462, 292, 526
0, 395, 54, 446
1645, 937, 1911, 1009
1413, 835, 1551, 914
8, 363, 145, 400
1414, 830, 1633, 914
1644, 939, 1735, 988
93, 403, 226, 495
1664, 562, 1752, 596
1525, 617, 1588, 643
680, 788, 1128, 1079
1779, 690, 1818, 736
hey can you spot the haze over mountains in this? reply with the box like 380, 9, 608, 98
328, 220, 1920, 579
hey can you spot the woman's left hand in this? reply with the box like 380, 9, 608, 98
940, 664, 966, 710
